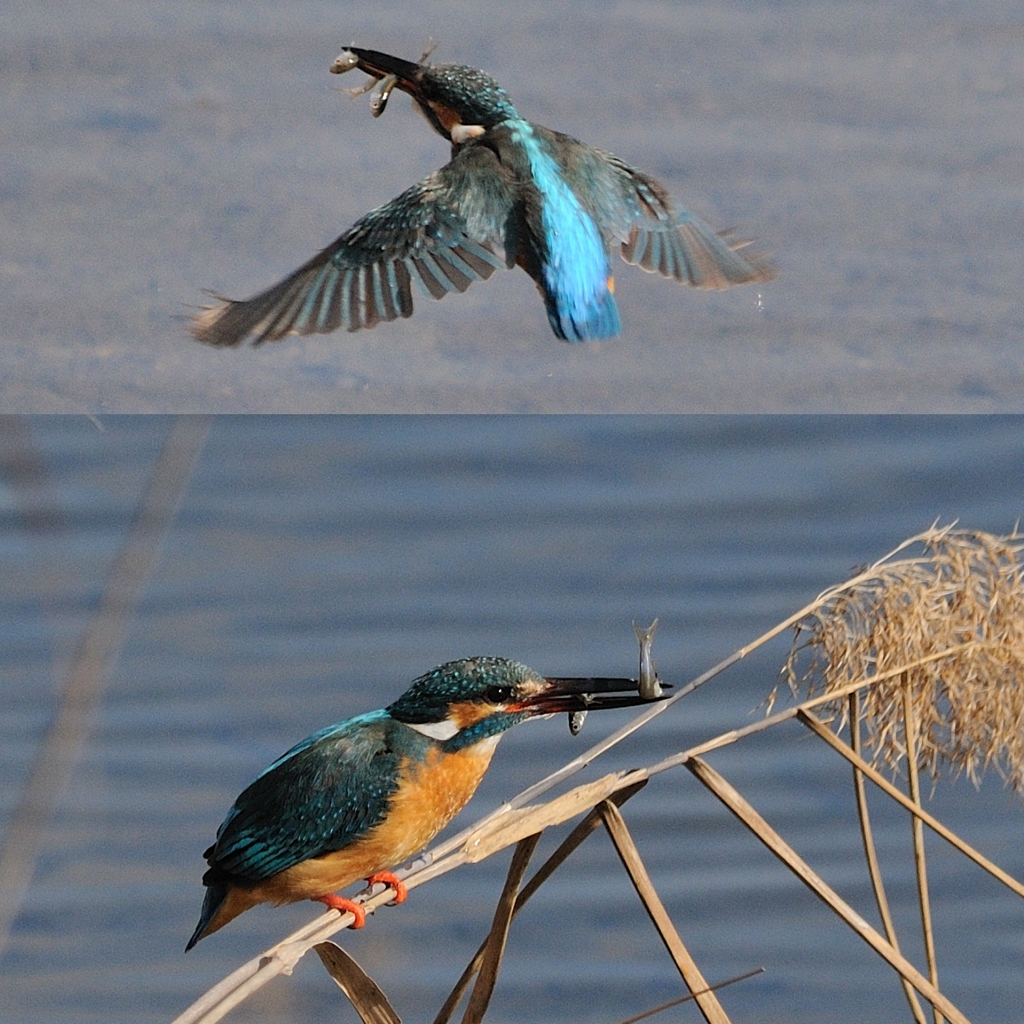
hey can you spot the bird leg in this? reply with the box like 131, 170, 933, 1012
314, 893, 367, 929
365, 871, 408, 905
313, 872, 407, 928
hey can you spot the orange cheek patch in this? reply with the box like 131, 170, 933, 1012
448, 701, 497, 729
429, 101, 461, 133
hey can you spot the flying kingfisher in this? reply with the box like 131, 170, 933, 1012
189, 45, 773, 347
185, 656, 667, 949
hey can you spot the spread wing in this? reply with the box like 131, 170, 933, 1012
206, 714, 399, 882
190, 144, 515, 346
553, 133, 775, 289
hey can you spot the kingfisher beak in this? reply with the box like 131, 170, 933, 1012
330, 47, 428, 112
519, 676, 673, 715
332, 47, 425, 87
331, 47, 441, 120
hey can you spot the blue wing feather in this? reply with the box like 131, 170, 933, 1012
190, 144, 513, 346
205, 711, 401, 883
548, 133, 774, 290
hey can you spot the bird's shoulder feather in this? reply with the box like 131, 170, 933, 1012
205, 711, 418, 882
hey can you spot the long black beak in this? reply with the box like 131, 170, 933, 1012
330, 47, 424, 88
521, 676, 673, 715
330, 47, 433, 119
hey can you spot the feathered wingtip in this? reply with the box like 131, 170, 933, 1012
185, 878, 230, 952
622, 217, 776, 290
712, 226, 777, 286
188, 294, 236, 347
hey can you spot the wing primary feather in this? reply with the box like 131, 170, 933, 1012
629, 230, 650, 267
294, 264, 332, 333
255, 276, 310, 342
451, 244, 499, 280
643, 233, 662, 274
431, 252, 474, 293
317, 269, 342, 332
346, 267, 363, 331
393, 260, 414, 317
382, 263, 401, 319
368, 265, 383, 325
410, 253, 453, 298
377, 263, 399, 322
656, 235, 672, 278
354, 266, 374, 329
335, 268, 353, 330
621, 229, 639, 264
662, 237, 682, 281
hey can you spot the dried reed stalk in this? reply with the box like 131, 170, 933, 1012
847, 691, 928, 1024
461, 835, 540, 1024
598, 800, 732, 1024
314, 941, 401, 1024
433, 782, 648, 1024
902, 675, 942, 1024
685, 756, 971, 1024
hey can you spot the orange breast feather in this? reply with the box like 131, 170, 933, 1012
245, 740, 497, 906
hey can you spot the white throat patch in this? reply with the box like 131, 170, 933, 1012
406, 719, 461, 741
451, 123, 486, 144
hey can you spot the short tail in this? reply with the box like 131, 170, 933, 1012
185, 879, 230, 952
544, 279, 622, 342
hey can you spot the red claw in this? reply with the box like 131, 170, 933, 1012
314, 893, 366, 929
366, 871, 408, 904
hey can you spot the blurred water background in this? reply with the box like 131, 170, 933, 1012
2, 415, 1023, 1023
3, 0, 1023, 411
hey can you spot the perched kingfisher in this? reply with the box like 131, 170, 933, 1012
185, 657, 667, 949
190, 45, 773, 347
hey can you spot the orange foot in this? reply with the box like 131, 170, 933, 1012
313, 893, 366, 929
366, 871, 408, 904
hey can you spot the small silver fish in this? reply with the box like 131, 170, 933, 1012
567, 690, 595, 734
370, 74, 398, 117
633, 618, 663, 699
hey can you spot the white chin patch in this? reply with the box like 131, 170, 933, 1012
474, 733, 503, 756
407, 719, 461, 741
451, 123, 486, 144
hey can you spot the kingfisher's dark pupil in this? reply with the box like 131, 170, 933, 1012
486, 685, 514, 703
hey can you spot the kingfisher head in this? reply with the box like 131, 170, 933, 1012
386, 656, 667, 751
331, 46, 519, 145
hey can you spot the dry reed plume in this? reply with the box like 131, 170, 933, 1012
780, 524, 1024, 791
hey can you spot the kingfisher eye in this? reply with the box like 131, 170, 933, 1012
486, 685, 514, 704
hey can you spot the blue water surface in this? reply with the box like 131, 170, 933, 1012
2, 415, 1023, 1023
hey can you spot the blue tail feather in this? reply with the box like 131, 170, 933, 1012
185, 878, 229, 951
546, 285, 621, 342
511, 119, 622, 342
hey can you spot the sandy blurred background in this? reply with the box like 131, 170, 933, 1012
3, 0, 1022, 411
